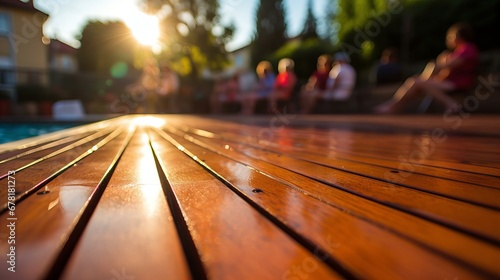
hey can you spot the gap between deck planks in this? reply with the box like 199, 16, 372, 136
0, 114, 499, 279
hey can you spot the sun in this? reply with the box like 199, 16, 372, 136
126, 12, 160, 48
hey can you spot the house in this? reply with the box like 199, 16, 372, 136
227, 44, 251, 73
49, 39, 78, 73
0, 0, 49, 100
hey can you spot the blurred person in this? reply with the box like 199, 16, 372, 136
243, 61, 276, 114
300, 54, 333, 114
157, 65, 180, 113
318, 52, 356, 113
375, 23, 478, 114
374, 48, 403, 85
270, 58, 297, 112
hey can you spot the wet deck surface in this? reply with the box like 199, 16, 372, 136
0, 114, 499, 279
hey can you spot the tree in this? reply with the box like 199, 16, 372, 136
77, 21, 138, 73
251, 0, 288, 67
300, 0, 318, 40
321, 0, 339, 43
331, 0, 500, 70
142, 0, 234, 78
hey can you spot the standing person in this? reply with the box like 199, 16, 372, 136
300, 55, 333, 114
374, 23, 478, 114
157, 65, 180, 113
270, 58, 297, 113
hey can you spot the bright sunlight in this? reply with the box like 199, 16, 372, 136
126, 12, 161, 50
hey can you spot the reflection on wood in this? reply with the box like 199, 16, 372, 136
0, 115, 498, 279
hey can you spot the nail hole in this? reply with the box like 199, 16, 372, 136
252, 188, 263, 193
390, 170, 399, 173
37, 190, 50, 195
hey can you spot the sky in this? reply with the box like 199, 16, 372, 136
35, 0, 329, 51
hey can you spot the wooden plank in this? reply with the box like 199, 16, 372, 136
0, 128, 131, 279
155, 127, 486, 279
171, 118, 500, 184
173, 123, 500, 209
177, 116, 500, 175
0, 116, 125, 153
148, 128, 343, 280
185, 116, 500, 165
0, 130, 96, 163
0, 126, 116, 179
59, 127, 191, 280
161, 123, 500, 237
164, 124, 500, 277
0, 128, 122, 211
0, 115, 498, 279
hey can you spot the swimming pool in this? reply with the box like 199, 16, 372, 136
0, 123, 80, 144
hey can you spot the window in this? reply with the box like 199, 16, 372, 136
0, 13, 10, 35
0, 13, 14, 84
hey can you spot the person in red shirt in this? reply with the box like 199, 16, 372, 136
375, 23, 478, 114
270, 58, 297, 112
300, 55, 333, 114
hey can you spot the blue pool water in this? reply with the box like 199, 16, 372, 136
0, 123, 79, 144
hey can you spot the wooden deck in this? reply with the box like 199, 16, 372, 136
0, 114, 499, 279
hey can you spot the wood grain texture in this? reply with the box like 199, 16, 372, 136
150, 128, 342, 280
0, 114, 498, 279
0, 129, 130, 280
158, 127, 490, 279
60, 128, 191, 280
158, 125, 500, 276
172, 123, 500, 208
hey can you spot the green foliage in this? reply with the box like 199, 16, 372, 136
251, 0, 288, 68
334, 0, 500, 70
77, 21, 138, 73
143, 0, 234, 78
269, 39, 335, 81
322, 0, 339, 43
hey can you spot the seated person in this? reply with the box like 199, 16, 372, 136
270, 58, 297, 112
245, 61, 276, 114
375, 48, 403, 85
375, 23, 478, 114
324, 52, 357, 102
300, 55, 333, 114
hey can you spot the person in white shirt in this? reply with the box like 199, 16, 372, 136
325, 52, 356, 101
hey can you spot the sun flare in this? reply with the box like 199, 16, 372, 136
126, 12, 160, 48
